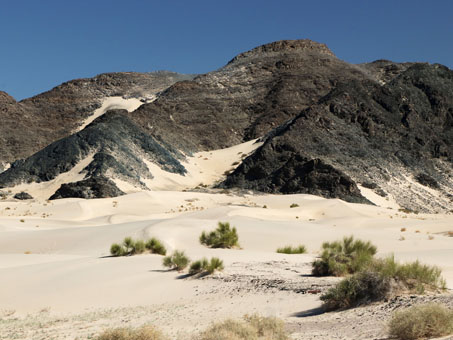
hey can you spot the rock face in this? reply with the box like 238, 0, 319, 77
0, 110, 186, 196
49, 177, 124, 200
13, 192, 33, 200
0, 39, 451, 210
222, 63, 453, 212
0, 72, 193, 164
129, 39, 370, 153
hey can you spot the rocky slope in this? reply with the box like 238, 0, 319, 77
0, 39, 451, 211
0, 71, 193, 166
222, 63, 453, 212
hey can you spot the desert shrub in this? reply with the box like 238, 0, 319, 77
371, 256, 446, 293
276, 245, 306, 254
388, 303, 453, 340
189, 257, 224, 275
289, 203, 299, 208
131, 240, 146, 255
189, 258, 210, 275
312, 236, 377, 276
197, 315, 289, 340
145, 238, 167, 255
320, 270, 391, 310
96, 325, 168, 340
162, 250, 190, 271
200, 222, 239, 248
110, 243, 125, 256
123, 237, 134, 254
321, 257, 447, 310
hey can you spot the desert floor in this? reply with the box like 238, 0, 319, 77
0, 189, 452, 340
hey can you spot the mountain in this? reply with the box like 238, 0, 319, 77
0, 39, 451, 212
0, 71, 193, 167
221, 63, 453, 212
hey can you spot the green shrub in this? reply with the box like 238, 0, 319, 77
320, 270, 391, 310
162, 250, 190, 271
189, 257, 224, 275
145, 238, 167, 255
289, 203, 299, 208
123, 237, 134, 254
312, 236, 377, 276
96, 325, 168, 340
371, 256, 446, 293
320, 257, 447, 310
110, 243, 124, 256
200, 222, 239, 248
389, 303, 453, 340
131, 240, 146, 255
197, 314, 289, 340
276, 245, 306, 254
206, 257, 224, 274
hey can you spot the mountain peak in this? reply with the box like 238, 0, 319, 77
229, 39, 335, 64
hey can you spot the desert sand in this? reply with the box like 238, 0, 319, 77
0, 141, 452, 339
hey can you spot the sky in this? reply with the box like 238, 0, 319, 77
1, 0, 452, 100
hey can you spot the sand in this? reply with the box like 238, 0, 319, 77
0, 140, 452, 339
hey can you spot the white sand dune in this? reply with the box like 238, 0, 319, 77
0, 140, 452, 339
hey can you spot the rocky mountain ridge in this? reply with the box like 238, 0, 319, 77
0, 39, 451, 212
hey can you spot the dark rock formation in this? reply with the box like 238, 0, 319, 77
13, 192, 33, 200
129, 39, 371, 153
0, 110, 186, 192
222, 62, 453, 212
0, 72, 193, 164
50, 177, 124, 200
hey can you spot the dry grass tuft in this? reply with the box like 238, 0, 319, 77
96, 325, 168, 340
196, 315, 289, 340
388, 303, 453, 340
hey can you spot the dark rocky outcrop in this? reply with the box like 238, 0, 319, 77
13, 192, 33, 200
49, 176, 124, 200
222, 63, 453, 212
129, 39, 371, 153
0, 110, 186, 193
0, 72, 193, 164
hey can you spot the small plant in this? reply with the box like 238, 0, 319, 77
96, 325, 168, 340
388, 303, 453, 340
200, 222, 239, 248
400, 227, 406, 232
162, 250, 190, 271
123, 237, 134, 254
197, 314, 289, 340
289, 203, 299, 208
312, 236, 377, 276
189, 257, 224, 275
20, 219, 25, 223
276, 245, 306, 254
145, 238, 167, 255
110, 243, 125, 256
132, 240, 146, 255
263, 205, 267, 209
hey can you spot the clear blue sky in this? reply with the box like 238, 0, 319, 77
1, 0, 452, 100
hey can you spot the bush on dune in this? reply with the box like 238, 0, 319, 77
162, 250, 190, 271
145, 237, 167, 255
189, 257, 224, 275
389, 303, 453, 340
109, 237, 166, 257
312, 236, 377, 276
200, 222, 239, 248
320, 256, 447, 310
276, 245, 306, 254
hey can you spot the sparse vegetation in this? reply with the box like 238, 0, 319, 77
96, 325, 168, 340
276, 245, 306, 254
200, 222, 239, 248
400, 227, 406, 232
162, 250, 190, 271
197, 314, 289, 340
289, 203, 299, 208
388, 303, 453, 340
320, 256, 446, 310
145, 237, 167, 255
110, 237, 166, 256
312, 236, 377, 276
189, 257, 224, 275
